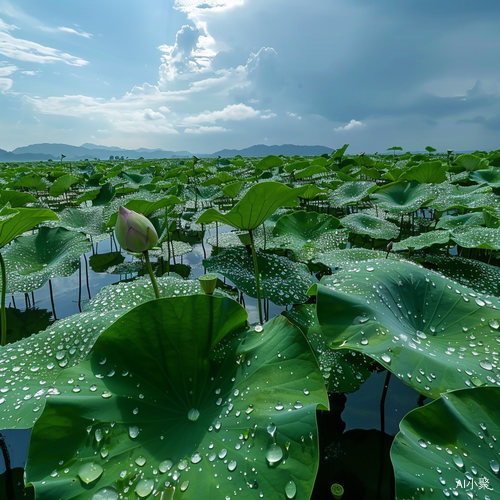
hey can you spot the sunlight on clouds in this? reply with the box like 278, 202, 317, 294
184, 103, 259, 124
334, 119, 364, 131
184, 125, 229, 133
174, 0, 243, 14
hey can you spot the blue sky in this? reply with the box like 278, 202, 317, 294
1, 0, 500, 154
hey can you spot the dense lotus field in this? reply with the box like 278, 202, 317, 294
0, 146, 500, 500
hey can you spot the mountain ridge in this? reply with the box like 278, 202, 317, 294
0, 143, 334, 161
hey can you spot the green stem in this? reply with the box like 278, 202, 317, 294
0, 253, 6, 347
143, 250, 160, 299
249, 230, 264, 324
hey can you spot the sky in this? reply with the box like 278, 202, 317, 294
1, 0, 500, 154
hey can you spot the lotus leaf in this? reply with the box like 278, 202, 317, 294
425, 255, 500, 297
341, 212, 400, 240
393, 230, 451, 251
283, 304, 372, 393
370, 181, 437, 214
451, 226, 500, 249
329, 181, 376, 207
26, 296, 328, 500
3, 227, 92, 293
313, 259, 500, 398
197, 182, 308, 231
391, 387, 500, 499
203, 247, 315, 306
271, 211, 344, 261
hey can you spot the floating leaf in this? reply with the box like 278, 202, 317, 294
370, 181, 437, 214
272, 211, 344, 260
3, 227, 92, 293
393, 230, 450, 251
451, 226, 500, 249
341, 212, 400, 240
329, 181, 376, 207
204, 247, 315, 306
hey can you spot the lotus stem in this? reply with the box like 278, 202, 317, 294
144, 250, 160, 299
249, 229, 264, 324
0, 253, 6, 347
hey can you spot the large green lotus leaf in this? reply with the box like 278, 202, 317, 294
391, 387, 500, 499
370, 181, 437, 214
49, 174, 80, 197
254, 154, 283, 170
196, 182, 308, 230
3, 227, 92, 293
0, 206, 58, 248
0, 308, 125, 429
222, 180, 243, 198
26, 297, 328, 500
435, 212, 485, 230
283, 304, 372, 393
204, 247, 315, 306
271, 211, 343, 260
470, 168, 500, 187
425, 255, 500, 297
400, 160, 448, 183
340, 212, 400, 240
312, 248, 403, 271
455, 153, 489, 171
45, 206, 108, 241
313, 259, 500, 399
0, 190, 37, 207
294, 165, 327, 179
328, 181, 377, 207
393, 230, 451, 251
429, 184, 498, 212
451, 226, 500, 249
0, 274, 224, 430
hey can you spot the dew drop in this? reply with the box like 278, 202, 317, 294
381, 353, 391, 364
266, 443, 283, 464
78, 463, 103, 484
228, 460, 237, 472
180, 480, 190, 492
480, 360, 493, 371
135, 479, 154, 498
418, 439, 427, 448
135, 456, 147, 467
159, 459, 173, 473
490, 459, 499, 474
191, 452, 202, 464
129, 426, 140, 439
285, 480, 297, 499
91, 487, 119, 500
188, 408, 200, 421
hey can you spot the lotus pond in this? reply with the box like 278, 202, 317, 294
0, 147, 500, 500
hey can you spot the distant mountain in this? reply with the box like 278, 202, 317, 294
9, 143, 193, 161
0, 143, 334, 162
207, 144, 334, 158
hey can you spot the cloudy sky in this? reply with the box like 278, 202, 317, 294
1, 0, 500, 154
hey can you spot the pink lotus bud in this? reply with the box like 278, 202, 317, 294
115, 206, 158, 253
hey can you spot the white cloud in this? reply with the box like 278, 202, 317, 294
184, 103, 259, 124
334, 119, 365, 131
0, 63, 16, 90
174, 0, 243, 14
44, 26, 93, 39
261, 112, 276, 119
0, 25, 88, 66
184, 125, 229, 133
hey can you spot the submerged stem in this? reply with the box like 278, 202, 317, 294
144, 250, 160, 299
249, 230, 264, 324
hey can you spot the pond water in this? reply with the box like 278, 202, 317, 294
0, 225, 424, 500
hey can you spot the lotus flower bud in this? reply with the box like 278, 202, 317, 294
115, 206, 158, 253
